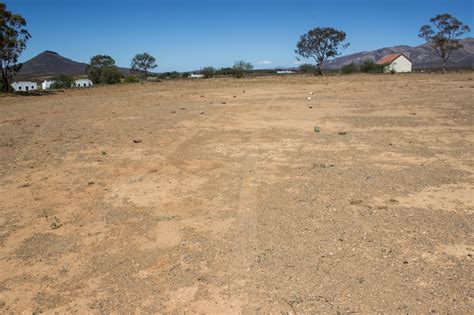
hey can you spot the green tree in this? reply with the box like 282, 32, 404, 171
86, 55, 118, 84
359, 59, 382, 73
100, 66, 122, 84
233, 60, 253, 78
419, 13, 470, 73
202, 66, 216, 78
0, 3, 31, 92
131, 53, 157, 78
295, 27, 349, 75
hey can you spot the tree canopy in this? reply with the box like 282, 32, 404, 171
233, 60, 253, 78
131, 53, 157, 78
0, 3, 31, 92
419, 13, 470, 73
86, 55, 120, 84
295, 27, 348, 75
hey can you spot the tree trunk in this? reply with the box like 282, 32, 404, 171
314, 61, 323, 76
315, 66, 322, 76
0, 60, 8, 92
442, 59, 446, 74
1, 71, 9, 92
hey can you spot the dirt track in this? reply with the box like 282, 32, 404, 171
0, 73, 473, 313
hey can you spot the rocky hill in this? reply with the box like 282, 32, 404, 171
16, 51, 131, 78
324, 37, 474, 70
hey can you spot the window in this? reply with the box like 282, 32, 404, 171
26, 86, 29, 91
84, 83, 86, 87
19, 86, 22, 90
32, 86, 34, 89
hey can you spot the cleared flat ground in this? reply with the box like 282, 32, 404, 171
0, 73, 473, 313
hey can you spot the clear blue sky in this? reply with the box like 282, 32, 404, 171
5, 0, 474, 72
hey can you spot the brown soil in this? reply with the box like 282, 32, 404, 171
0, 73, 473, 313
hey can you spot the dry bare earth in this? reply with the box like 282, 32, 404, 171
0, 73, 473, 313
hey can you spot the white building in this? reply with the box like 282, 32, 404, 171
276, 70, 296, 74
189, 73, 204, 79
11, 81, 37, 92
42, 80, 55, 90
74, 79, 93, 88
376, 54, 412, 73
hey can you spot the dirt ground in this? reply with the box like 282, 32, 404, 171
0, 73, 473, 313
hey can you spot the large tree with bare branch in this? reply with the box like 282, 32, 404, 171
295, 27, 349, 75
0, 3, 31, 92
419, 13, 470, 73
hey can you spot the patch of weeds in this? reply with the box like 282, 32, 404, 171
157, 215, 179, 222
50, 216, 62, 230
59, 264, 69, 274
43, 210, 63, 230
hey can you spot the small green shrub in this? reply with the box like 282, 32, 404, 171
298, 63, 316, 74
360, 59, 382, 73
341, 62, 357, 74
50, 75, 74, 89
124, 75, 139, 83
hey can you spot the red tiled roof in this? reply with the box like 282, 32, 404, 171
376, 54, 403, 65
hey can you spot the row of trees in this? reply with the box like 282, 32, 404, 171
295, 14, 470, 75
85, 53, 157, 84
200, 61, 254, 79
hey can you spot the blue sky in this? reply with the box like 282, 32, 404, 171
5, 0, 474, 72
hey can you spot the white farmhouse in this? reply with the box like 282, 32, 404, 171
74, 79, 93, 88
376, 53, 412, 73
189, 73, 204, 79
11, 81, 38, 92
42, 80, 55, 90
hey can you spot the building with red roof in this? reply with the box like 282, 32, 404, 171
376, 53, 412, 73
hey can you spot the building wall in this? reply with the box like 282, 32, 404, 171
11, 82, 38, 92
386, 55, 412, 73
42, 80, 54, 90
74, 79, 93, 87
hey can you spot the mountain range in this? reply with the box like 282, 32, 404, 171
324, 37, 474, 70
15, 38, 474, 78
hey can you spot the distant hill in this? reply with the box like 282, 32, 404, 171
324, 38, 474, 70
16, 51, 132, 78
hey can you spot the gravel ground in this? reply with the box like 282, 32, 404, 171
0, 73, 473, 313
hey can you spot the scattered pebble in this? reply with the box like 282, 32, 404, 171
314, 126, 320, 133
307, 97, 312, 100
199, 111, 204, 114
308, 106, 313, 109
221, 102, 226, 104
338, 132, 347, 135
133, 139, 142, 143
180, 107, 186, 110
87, 180, 95, 185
